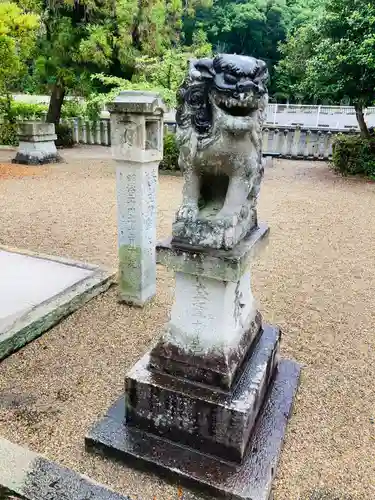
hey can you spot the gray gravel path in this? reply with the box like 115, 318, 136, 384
0, 150, 374, 499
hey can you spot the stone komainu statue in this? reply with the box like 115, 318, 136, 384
172, 53, 269, 250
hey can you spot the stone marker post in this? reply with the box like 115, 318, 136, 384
87, 56, 300, 499
12, 121, 60, 165
108, 91, 166, 306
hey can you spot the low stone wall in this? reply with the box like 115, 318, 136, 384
262, 125, 356, 160
61, 120, 353, 160
60, 117, 111, 146
6, 118, 358, 161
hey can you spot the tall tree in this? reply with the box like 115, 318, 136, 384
34, 0, 130, 125
0, 2, 39, 124
88, 28, 212, 114
0, 2, 39, 95
183, 0, 293, 93
277, 0, 375, 135
27, 0, 211, 125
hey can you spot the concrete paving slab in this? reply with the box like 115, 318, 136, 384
0, 437, 131, 499
0, 246, 115, 360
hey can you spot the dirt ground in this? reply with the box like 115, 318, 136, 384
0, 149, 374, 500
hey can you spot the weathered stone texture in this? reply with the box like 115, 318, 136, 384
86, 359, 301, 500
12, 121, 60, 165
149, 312, 262, 389
150, 223, 269, 389
110, 91, 166, 306
116, 161, 158, 305
172, 54, 269, 250
0, 438, 131, 500
127, 325, 280, 462
156, 223, 269, 282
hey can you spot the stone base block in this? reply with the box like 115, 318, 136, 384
117, 282, 155, 307
150, 311, 263, 391
0, 438, 130, 500
13, 122, 61, 165
130, 324, 279, 462
86, 358, 301, 500
172, 208, 258, 251
12, 151, 61, 165
12, 139, 61, 165
157, 223, 269, 283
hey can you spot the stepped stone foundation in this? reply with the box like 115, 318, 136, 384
12, 122, 60, 165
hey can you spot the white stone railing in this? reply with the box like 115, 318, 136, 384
262, 125, 353, 160
163, 123, 356, 161
267, 103, 375, 115
265, 104, 375, 129
58, 119, 346, 160
60, 117, 111, 146
2, 116, 358, 160
0, 115, 112, 146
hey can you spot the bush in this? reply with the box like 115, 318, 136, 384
0, 122, 17, 145
0, 100, 48, 146
0, 121, 75, 148
160, 132, 179, 171
331, 134, 375, 178
61, 100, 86, 118
4, 99, 87, 121
10, 101, 47, 120
55, 123, 74, 148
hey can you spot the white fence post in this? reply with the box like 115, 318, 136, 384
282, 128, 290, 156
317, 131, 325, 158
95, 121, 101, 144
316, 105, 321, 127
262, 128, 269, 154
72, 118, 79, 143
273, 104, 278, 125
273, 129, 281, 155
291, 126, 301, 157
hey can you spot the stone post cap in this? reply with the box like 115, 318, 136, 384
108, 91, 167, 115
17, 121, 56, 138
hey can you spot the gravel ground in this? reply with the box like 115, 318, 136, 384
0, 150, 374, 500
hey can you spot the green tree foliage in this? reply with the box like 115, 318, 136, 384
132, 30, 212, 93
86, 29, 212, 118
6, 0, 321, 109
19, 0, 211, 125
277, 0, 375, 135
183, 0, 311, 92
31, 0, 136, 125
0, 2, 39, 94
284, 0, 324, 33
0, 1, 39, 143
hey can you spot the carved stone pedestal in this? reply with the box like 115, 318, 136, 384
86, 358, 299, 500
86, 225, 300, 499
108, 91, 166, 306
12, 122, 60, 165
150, 224, 269, 390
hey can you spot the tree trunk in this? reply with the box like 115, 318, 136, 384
47, 84, 66, 126
354, 103, 370, 138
